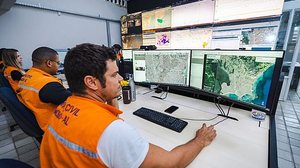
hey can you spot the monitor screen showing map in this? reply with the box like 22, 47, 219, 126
202, 50, 283, 108
142, 7, 172, 30
133, 50, 191, 86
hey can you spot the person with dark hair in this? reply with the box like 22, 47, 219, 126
40, 43, 216, 168
17, 47, 71, 131
111, 44, 124, 78
0, 48, 6, 72
111, 44, 122, 59
2, 48, 25, 92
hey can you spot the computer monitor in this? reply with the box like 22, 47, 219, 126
214, 0, 284, 23
190, 50, 206, 89
202, 50, 283, 109
133, 50, 191, 86
55, 49, 68, 73
55, 49, 68, 63
122, 49, 133, 60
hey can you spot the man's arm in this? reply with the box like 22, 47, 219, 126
11, 70, 23, 81
140, 123, 216, 168
39, 82, 71, 105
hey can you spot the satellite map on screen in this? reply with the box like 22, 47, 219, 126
203, 54, 276, 107
133, 50, 190, 86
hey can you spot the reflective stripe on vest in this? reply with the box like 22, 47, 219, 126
18, 84, 39, 93
48, 125, 99, 159
4, 74, 12, 79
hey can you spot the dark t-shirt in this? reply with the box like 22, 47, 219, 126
39, 82, 71, 105
11, 70, 23, 81
0, 63, 4, 71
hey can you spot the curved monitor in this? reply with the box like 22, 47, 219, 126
133, 50, 191, 86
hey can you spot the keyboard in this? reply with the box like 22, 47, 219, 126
133, 107, 188, 133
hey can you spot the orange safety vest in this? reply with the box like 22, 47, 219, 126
3, 66, 22, 93
17, 67, 62, 131
40, 96, 123, 168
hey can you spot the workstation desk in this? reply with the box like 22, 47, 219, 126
119, 86, 270, 168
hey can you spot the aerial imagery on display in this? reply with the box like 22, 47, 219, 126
133, 50, 190, 86
203, 53, 276, 107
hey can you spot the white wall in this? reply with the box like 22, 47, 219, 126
0, 0, 127, 68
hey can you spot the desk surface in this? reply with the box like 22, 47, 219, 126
119, 86, 269, 168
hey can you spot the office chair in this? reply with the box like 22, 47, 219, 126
0, 87, 43, 142
0, 159, 34, 168
0, 72, 10, 87
0, 73, 18, 130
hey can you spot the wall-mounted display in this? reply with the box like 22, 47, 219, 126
142, 7, 172, 30
121, 12, 142, 35
171, 0, 214, 28
156, 31, 171, 49
122, 35, 143, 49
214, 0, 284, 23
211, 21, 280, 50
143, 32, 156, 46
121, 0, 283, 53
240, 26, 278, 49
171, 28, 212, 49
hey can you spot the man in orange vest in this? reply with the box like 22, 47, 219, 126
40, 43, 216, 168
17, 47, 71, 132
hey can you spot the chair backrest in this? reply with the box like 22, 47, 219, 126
0, 72, 10, 88
0, 87, 43, 138
0, 159, 34, 168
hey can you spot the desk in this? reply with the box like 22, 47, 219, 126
119, 86, 269, 168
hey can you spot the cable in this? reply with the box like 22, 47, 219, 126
227, 102, 234, 116
217, 98, 226, 115
213, 118, 228, 126
216, 100, 238, 121
214, 97, 224, 115
142, 89, 154, 95
179, 115, 219, 121
161, 86, 169, 100
152, 86, 169, 100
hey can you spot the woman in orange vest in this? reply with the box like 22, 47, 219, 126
2, 48, 25, 92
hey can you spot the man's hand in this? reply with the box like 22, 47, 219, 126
195, 123, 217, 147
